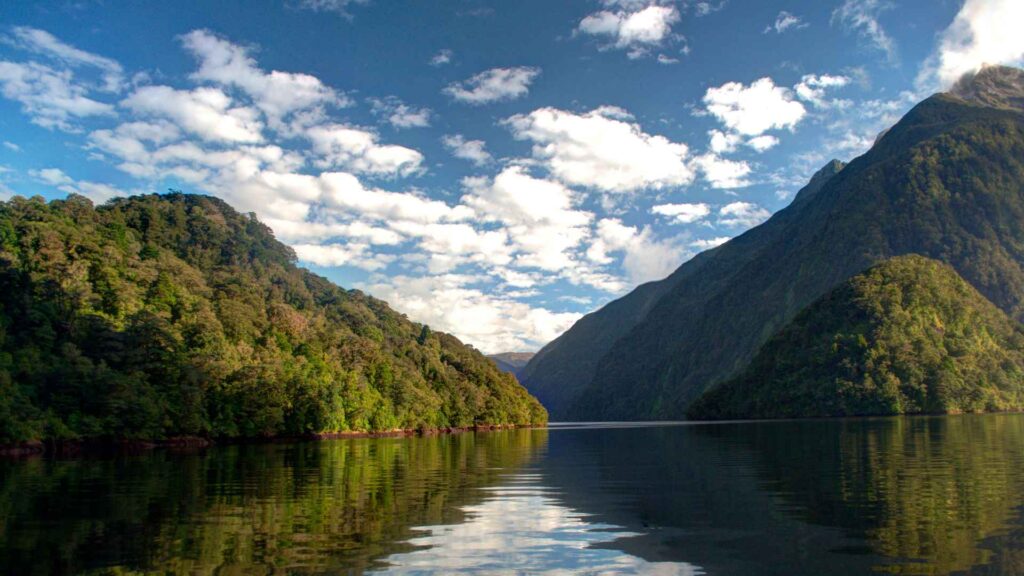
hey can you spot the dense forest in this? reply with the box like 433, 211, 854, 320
0, 193, 546, 444
523, 65, 1024, 421
688, 256, 1024, 420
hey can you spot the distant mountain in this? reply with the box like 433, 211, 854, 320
521, 65, 1024, 421
688, 255, 1024, 420
0, 194, 546, 445
488, 352, 535, 377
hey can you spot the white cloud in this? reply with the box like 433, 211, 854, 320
578, 4, 681, 59
506, 106, 694, 193
29, 167, 126, 203
694, 154, 751, 189
832, 0, 896, 63
657, 54, 679, 65
368, 96, 431, 129
359, 273, 581, 353
703, 78, 806, 136
442, 134, 492, 166
764, 11, 806, 34
429, 49, 453, 66
444, 66, 540, 105
0, 60, 115, 131
718, 201, 770, 229
745, 134, 779, 152
293, 242, 395, 271
917, 0, 1024, 90
122, 85, 264, 143
180, 30, 345, 131
461, 166, 592, 271
690, 236, 731, 250
586, 218, 686, 285
651, 202, 710, 224
794, 74, 851, 108
3, 141, 21, 152
7, 27, 124, 92
295, 0, 369, 17
307, 124, 424, 176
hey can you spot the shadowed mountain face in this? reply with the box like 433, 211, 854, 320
522, 66, 1024, 421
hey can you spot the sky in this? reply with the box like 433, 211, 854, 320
0, 0, 1022, 354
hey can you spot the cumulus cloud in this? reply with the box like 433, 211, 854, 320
359, 273, 581, 353
693, 154, 751, 189
578, 3, 681, 59
764, 11, 807, 34
586, 218, 686, 285
462, 166, 593, 271
368, 96, 431, 129
292, 242, 395, 270
442, 134, 492, 166
651, 202, 710, 224
444, 66, 540, 105
718, 201, 770, 229
122, 85, 264, 143
703, 78, 806, 136
832, 0, 896, 63
307, 124, 424, 176
506, 106, 693, 193
180, 30, 345, 131
917, 0, 1024, 90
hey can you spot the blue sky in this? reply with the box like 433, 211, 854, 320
0, 0, 1021, 353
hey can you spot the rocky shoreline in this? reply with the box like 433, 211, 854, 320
0, 423, 542, 458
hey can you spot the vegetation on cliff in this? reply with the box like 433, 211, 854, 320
688, 256, 1024, 419
0, 193, 546, 444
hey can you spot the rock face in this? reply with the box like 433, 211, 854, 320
521, 66, 1024, 421
687, 255, 1024, 420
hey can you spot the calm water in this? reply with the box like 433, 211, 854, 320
5, 417, 1024, 575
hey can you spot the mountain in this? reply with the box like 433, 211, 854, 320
0, 193, 546, 444
522, 65, 1024, 421
488, 352, 535, 377
688, 255, 1024, 420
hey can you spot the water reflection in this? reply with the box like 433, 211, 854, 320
3, 416, 1024, 574
373, 472, 698, 575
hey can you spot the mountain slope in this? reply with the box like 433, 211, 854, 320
525, 65, 1024, 421
488, 352, 534, 377
688, 255, 1024, 419
520, 160, 846, 419
0, 193, 546, 444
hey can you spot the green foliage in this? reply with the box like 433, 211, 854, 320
0, 193, 545, 443
688, 255, 1024, 419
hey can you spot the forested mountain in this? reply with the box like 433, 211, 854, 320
488, 352, 534, 377
522, 65, 1024, 420
0, 193, 546, 444
688, 256, 1024, 420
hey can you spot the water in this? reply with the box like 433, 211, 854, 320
4, 416, 1024, 575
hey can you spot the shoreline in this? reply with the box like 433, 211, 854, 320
0, 423, 544, 459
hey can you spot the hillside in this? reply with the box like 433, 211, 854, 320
522, 65, 1024, 420
0, 193, 546, 444
688, 256, 1024, 419
488, 352, 535, 377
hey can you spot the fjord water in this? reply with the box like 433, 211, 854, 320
5, 418, 1024, 574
